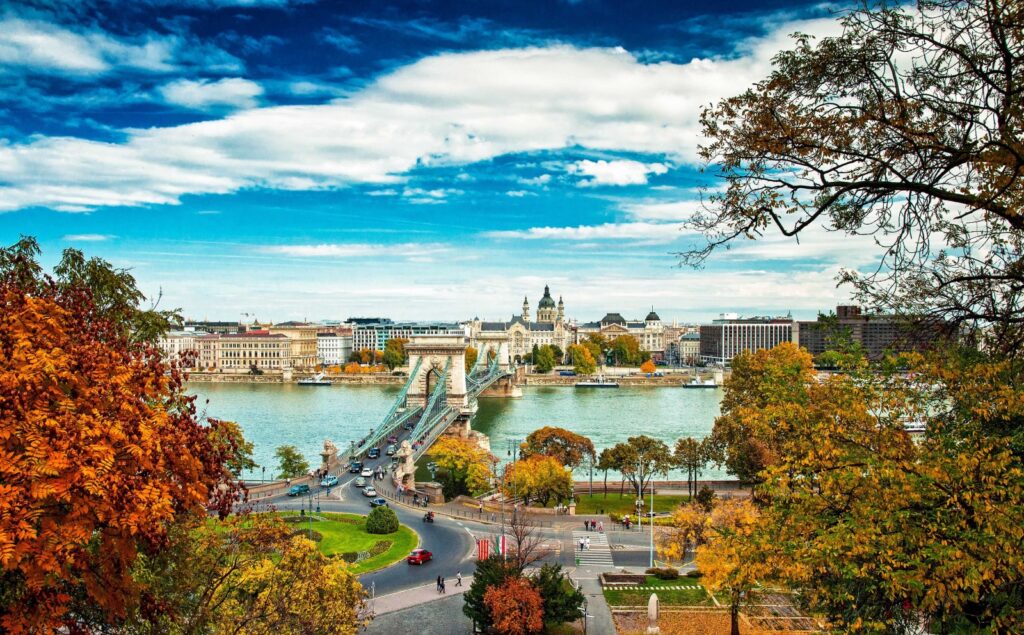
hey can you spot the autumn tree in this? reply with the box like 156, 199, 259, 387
609, 435, 673, 496
596, 447, 619, 498
502, 455, 574, 507
430, 436, 495, 498
463, 555, 519, 629
484, 577, 544, 635
275, 445, 309, 479
0, 238, 245, 632
640, 359, 657, 374
657, 502, 711, 565
696, 499, 766, 635
207, 418, 258, 478
382, 337, 408, 371
673, 437, 710, 499
568, 343, 597, 375
519, 426, 595, 469
465, 346, 479, 373
610, 334, 641, 366
706, 343, 815, 485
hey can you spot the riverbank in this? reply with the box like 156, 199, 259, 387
186, 370, 722, 387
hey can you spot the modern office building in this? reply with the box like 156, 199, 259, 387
352, 319, 464, 353
317, 331, 353, 365
699, 314, 795, 366
794, 305, 949, 360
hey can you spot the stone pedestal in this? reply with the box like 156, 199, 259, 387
420, 481, 445, 504
568, 503, 577, 516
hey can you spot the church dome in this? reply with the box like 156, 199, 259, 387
646, 310, 661, 322
538, 285, 556, 309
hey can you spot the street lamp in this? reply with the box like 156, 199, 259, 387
261, 465, 266, 484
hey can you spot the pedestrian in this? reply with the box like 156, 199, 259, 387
456, 571, 463, 587
479, 502, 484, 515
441, 577, 446, 594
583, 519, 588, 531
585, 536, 591, 551
436, 575, 442, 593
598, 521, 604, 532
579, 538, 584, 551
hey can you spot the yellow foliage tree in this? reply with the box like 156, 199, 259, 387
640, 359, 657, 374
695, 499, 765, 635
657, 503, 711, 563
502, 455, 574, 507
430, 436, 495, 497
465, 346, 479, 373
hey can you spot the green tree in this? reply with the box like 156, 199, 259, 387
366, 506, 399, 534
673, 437, 710, 499
533, 345, 556, 373
532, 563, 585, 629
610, 435, 673, 496
596, 447, 617, 499
463, 555, 519, 630
568, 344, 597, 375
520, 426, 594, 469
208, 418, 258, 478
610, 335, 641, 366
548, 344, 563, 363
382, 337, 408, 371
274, 445, 309, 479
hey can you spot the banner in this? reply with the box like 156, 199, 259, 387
477, 538, 489, 560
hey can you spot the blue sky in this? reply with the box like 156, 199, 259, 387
0, 0, 874, 323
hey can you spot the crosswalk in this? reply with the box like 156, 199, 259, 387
572, 531, 614, 568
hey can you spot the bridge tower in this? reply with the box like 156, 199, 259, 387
405, 334, 471, 420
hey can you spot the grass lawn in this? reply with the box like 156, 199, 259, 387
279, 511, 418, 574
573, 493, 691, 516
603, 576, 712, 607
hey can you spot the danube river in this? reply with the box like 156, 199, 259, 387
188, 383, 726, 481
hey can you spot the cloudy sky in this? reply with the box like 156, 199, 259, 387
0, 0, 871, 323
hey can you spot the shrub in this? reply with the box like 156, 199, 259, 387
686, 569, 703, 578
366, 506, 399, 534
645, 567, 679, 580
695, 486, 716, 511
369, 540, 393, 556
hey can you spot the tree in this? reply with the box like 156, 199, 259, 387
366, 506, 399, 534
548, 344, 564, 363
657, 503, 711, 564
347, 351, 361, 363
274, 445, 309, 479
568, 344, 597, 375
687, 0, 1024, 359
532, 563, 585, 629
610, 335, 641, 366
213, 535, 366, 634
465, 346, 479, 373
582, 340, 604, 367
533, 345, 556, 373
673, 437, 710, 499
0, 238, 243, 632
382, 337, 408, 371
520, 426, 595, 469
706, 343, 815, 485
484, 577, 544, 635
430, 436, 495, 499
207, 418, 258, 478
696, 499, 765, 635
596, 447, 617, 499
343, 361, 361, 373
502, 455, 573, 507
610, 435, 673, 496
504, 511, 550, 572
463, 555, 519, 629
640, 359, 656, 374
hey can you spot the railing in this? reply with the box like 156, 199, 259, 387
354, 357, 423, 456
410, 357, 451, 439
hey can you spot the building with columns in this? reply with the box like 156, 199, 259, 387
575, 309, 668, 361
467, 285, 573, 363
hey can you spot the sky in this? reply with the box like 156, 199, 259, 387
0, 0, 875, 323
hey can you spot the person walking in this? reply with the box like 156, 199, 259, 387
456, 571, 463, 587
436, 575, 442, 593
440, 577, 446, 594
585, 536, 591, 551
598, 520, 604, 533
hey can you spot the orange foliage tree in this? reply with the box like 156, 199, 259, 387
640, 359, 657, 374
483, 576, 544, 635
0, 239, 245, 632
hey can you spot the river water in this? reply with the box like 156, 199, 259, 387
188, 383, 726, 481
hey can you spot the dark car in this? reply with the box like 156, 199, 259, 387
367, 447, 381, 459
406, 548, 433, 565
349, 462, 363, 473
369, 497, 388, 508
387, 435, 398, 444
287, 484, 310, 497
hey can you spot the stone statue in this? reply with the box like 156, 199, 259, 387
646, 593, 660, 634
321, 439, 338, 470
394, 440, 416, 489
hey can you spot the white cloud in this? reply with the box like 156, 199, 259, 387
505, 190, 534, 197
0, 16, 843, 213
159, 78, 263, 111
569, 159, 669, 186
62, 233, 114, 241
518, 174, 552, 187
621, 199, 705, 221
259, 242, 450, 258
486, 221, 684, 243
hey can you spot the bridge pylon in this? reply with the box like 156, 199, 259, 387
405, 334, 470, 417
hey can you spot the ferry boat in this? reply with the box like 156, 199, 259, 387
575, 376, 619, 388
682, 377, 719, 389
298, 373, 331, 386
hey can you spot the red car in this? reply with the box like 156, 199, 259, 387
406, 548, 433, 565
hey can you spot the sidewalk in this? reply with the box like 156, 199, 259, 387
370, 576, 474, 615
578, 576, 617, 635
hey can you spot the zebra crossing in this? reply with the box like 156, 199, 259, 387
572, 531, 614, 568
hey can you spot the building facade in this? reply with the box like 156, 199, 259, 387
218, 331, 290, 372
352, 320, 465, 353
317, 331, 353, 365
267, 322, 319, 370
575, 310, 667, 360
794, 305, 948, 360
677, 331, 701, 365
467, 285, 573, 363
158, 330, 201, 367
699, 314, 794, 366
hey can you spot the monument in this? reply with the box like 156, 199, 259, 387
321, 439, 338, 470
646, 593, 660, 634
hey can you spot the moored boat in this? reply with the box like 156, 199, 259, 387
298, 372, 331, 386
575, 376, 619, 388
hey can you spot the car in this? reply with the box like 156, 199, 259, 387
361, 468, 373, 478
363, 486, 377, 497
406, 548, 432, 565
387, 435, 398, 444
367, 447, 381, 459
320, 475, 338, 487
386, 444, 396, 456
354, 476, 367, 487
287, 484, 310, 497
369, 497, 388, 507
349, 462, 363, 473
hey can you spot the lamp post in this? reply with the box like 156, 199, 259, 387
261, 465, 266, 484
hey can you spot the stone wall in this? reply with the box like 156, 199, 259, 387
186, 372, 405, 385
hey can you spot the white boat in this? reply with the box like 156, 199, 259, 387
575, 376, 619, 388
682, 377, 718, 388
298, 373, 331, 386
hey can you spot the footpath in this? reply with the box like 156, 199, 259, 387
371, 576, 473, 615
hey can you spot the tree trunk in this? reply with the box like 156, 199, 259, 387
603, 470, 608, 499
730, 602, 740, 635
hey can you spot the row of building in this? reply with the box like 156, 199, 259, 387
159, 286, 940, 373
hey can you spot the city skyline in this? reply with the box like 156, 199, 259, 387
1, 0, 873, 321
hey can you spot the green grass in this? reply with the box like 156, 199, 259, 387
278, 511, 418, 574
573, 493, 691, 516
602, 576, 712, 607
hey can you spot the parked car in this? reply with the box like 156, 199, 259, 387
349, 462, 363, 473
287, 484, 310, 497
559, 370, 577, 376
363, 486, 377, 497
369, 497, 388, 507
354, 477, 366, 487
406, 548, 433, 565
320, 474, 339, 487
361, 468, 373, 478
367, 447, 381, 459
386, 444, 396, 456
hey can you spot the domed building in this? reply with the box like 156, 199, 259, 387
575, 307, 670, 362
468, 285, 572, 363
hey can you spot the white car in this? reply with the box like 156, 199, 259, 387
361, 468, 373, 478
354, 477, 367, 488
363, 486, 377, 497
